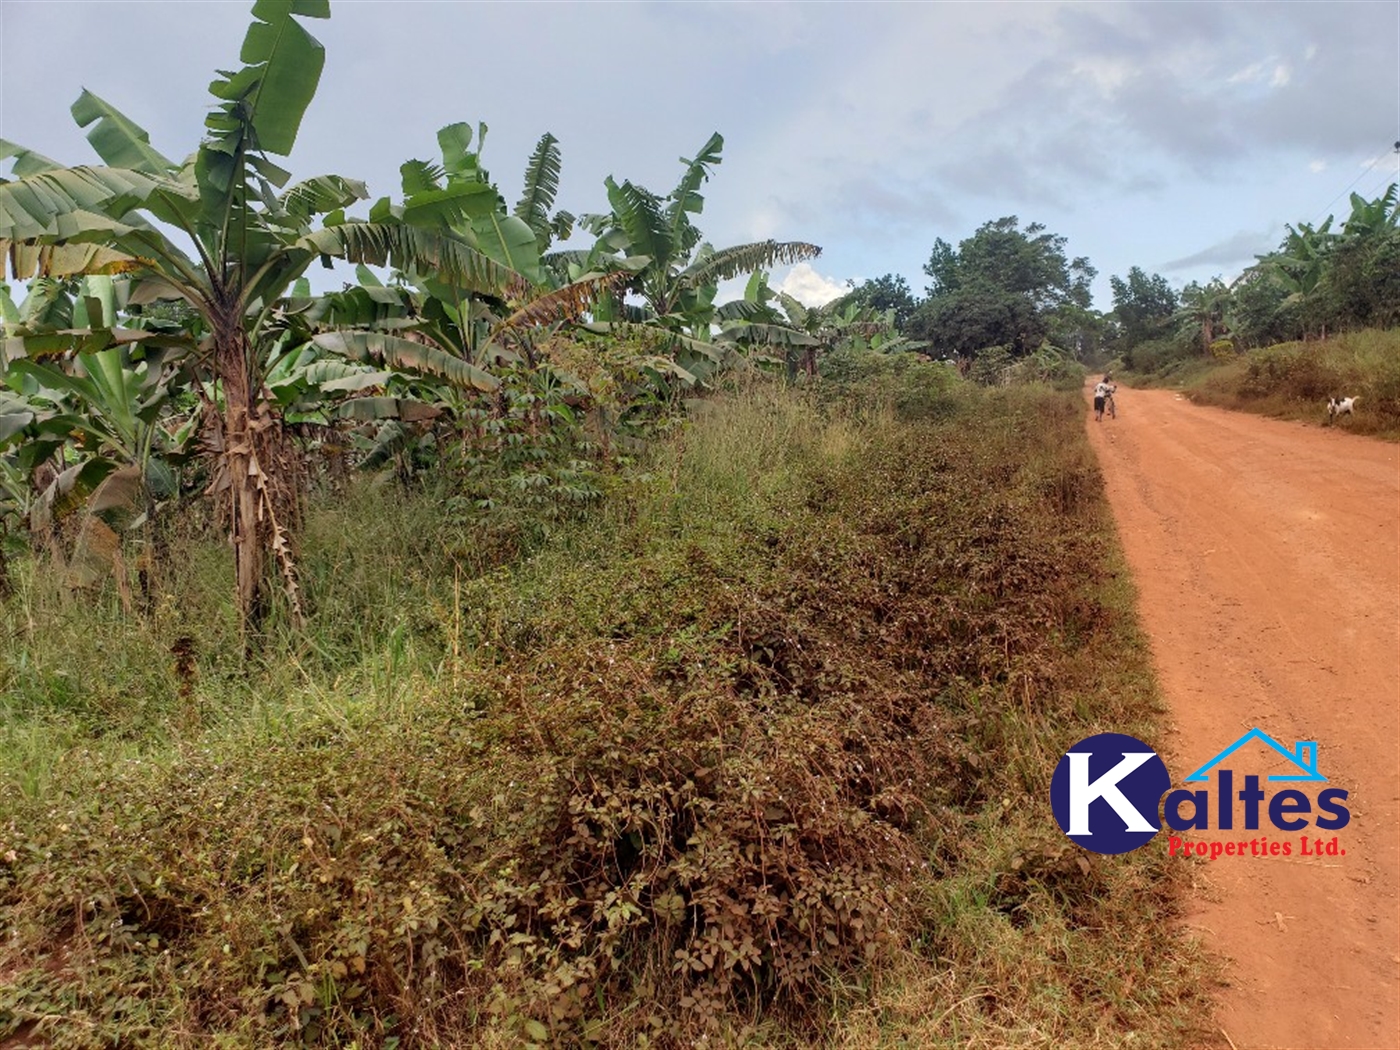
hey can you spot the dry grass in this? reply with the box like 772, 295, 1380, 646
0, 376, 1215, 1048
1139, 328, 1400, 439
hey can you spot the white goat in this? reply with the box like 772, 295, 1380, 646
1327, 396, 1359, 422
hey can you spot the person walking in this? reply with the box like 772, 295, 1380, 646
1093, 374, 1116, 422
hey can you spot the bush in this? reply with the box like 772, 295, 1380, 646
1181, 328, 1400, 436
0, 381, 1210, 1048
1122, 336, 1191, 375
1006, 345, 1087, 390
967, 345, 1013, 386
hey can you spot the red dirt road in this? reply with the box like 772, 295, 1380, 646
1084, 384, 1400, 1050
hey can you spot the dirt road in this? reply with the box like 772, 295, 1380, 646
1083, 384, 1400, 1050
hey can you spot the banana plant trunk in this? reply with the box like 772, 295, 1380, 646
214, 305, 267, 630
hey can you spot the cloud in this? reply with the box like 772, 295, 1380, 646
1160, 228, 1281, 272
778, 264, 849, 307
1, 0, 1394, 316
1228, 62, 1268, 85
912, 0, 1397, 204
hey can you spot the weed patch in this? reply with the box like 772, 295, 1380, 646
1129, 328, 1400, 438
0, 382, 1212, 1047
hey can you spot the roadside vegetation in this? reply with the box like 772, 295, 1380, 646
1, 363, 1213, 1047
842, 176, 1399, 434
1123, 328, 1400, 438
0, 1, 1263, 1046
1093, 186, 1400, 435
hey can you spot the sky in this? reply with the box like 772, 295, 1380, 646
2, 0, 1398, 310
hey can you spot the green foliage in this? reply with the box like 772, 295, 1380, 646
1222, 183, 1400, 346
1228, 266, 1298, 348
514, 132, 572, 254
1006, 344, 1088, 390
834, 274, 917, 330
911, 218, 1095, 361
1120, 335, 1192, 377
0, 378, 1210, 1047
967, 344, 1014, 386
574, 134, 821, 341
0, 0, 533, 629
1176, 328, 1400, 437
817, 347, 959, 416
1173, 278, 1232, 353
1109, 267, 1177, 350
1108, 184, 1400, 365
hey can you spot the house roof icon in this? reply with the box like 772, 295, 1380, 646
1184, 727, 1327, 783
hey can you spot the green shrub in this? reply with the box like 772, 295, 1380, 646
0, 381, 1210, 1048
1183, 328, 1400, 436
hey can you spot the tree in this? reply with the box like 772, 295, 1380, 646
1226, 266, 1296, 349
1174, 278, 1233, 352
910, 216, 1095, 360
1326, 184, 1400, 330
0, 0, 519, 629
1264, 218, 1337, 338
1109, 267, 1177, 348
837, 274, 917, 330
913, 286, 1045, 360
572, 133, 821, 372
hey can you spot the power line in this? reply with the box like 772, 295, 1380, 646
1357, 163, 1399, 205
1313, 143, 1397, 224
1356, 145, 1400, 204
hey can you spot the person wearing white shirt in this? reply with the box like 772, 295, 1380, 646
1093, 375, 1117, 421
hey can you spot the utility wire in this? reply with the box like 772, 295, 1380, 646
1313, 143, 1397, 224
1358, 163, 1399, 204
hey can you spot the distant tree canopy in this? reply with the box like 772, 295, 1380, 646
909, 216, 1096, 359
837, 273, 917, 329
824, 182, 1400, 377
1109, 267, 1177, 347
1109, 184, 1400, 370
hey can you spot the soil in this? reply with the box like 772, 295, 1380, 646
1084, 384, 1400, 1050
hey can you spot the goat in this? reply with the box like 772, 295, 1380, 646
1327, 396, 1359, 423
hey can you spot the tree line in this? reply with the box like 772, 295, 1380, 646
840, 183, 1400, 374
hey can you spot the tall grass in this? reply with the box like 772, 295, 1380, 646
1135, 328, 1400, 437
0, 374, 1213, 1048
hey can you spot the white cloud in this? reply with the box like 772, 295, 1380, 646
1228, 61, 1266, 84
1310, 159, 1328, 173
1226, 59, 1290, 89
1072, 57, 1133, 95
777, 264, 849, 307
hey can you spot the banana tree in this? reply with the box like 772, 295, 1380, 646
1174, 278, 1234, 352
514, 132, 575, 256
0, 0, 520, 628
1260, 219, 1337, 337
1340, 184, 1399, 239
715, 271, 913, 378
2, 274, 193, 527
574, 133, 822, 356
1330, 184, 1400, 328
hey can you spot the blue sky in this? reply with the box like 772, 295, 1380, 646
2, 1, 1397, 309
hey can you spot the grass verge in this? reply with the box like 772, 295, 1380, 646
1123, 328, 1400, 439
0, 372, 1214, 1048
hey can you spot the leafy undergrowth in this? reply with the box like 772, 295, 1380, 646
1128, 328, 1400, 438
0, 375, 1214, 1047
